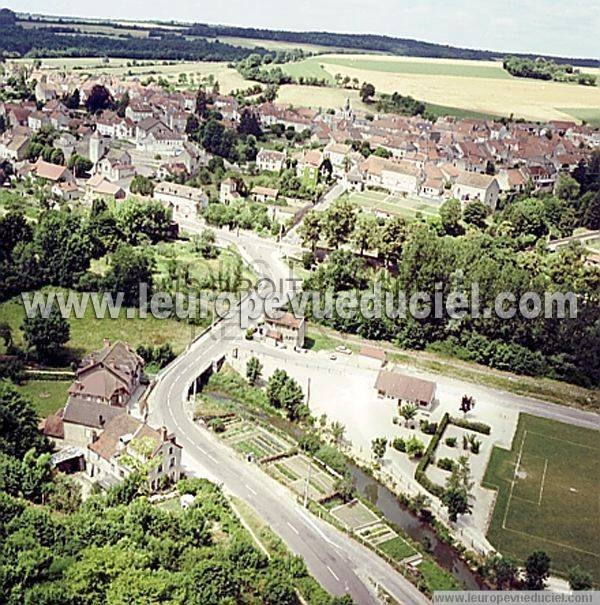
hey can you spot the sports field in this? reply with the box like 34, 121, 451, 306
347, 190, 441, 220
482, 414, 600, 581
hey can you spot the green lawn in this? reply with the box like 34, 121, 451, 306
0, 290, 195, 367
348, 190, 440, 220
319, 56, 512, 80
305, 327, 350, 352
16, 379, 72, 418
378, 536, 415, 561
482, 413, 600, 581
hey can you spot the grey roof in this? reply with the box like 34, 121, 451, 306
63, 397, 125, 429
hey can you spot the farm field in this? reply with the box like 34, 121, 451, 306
347, 190, 441, 220
482, 413, 600, 581
277, 84, 371, 112
281, 54, 600, 122
9, 58, 255, 93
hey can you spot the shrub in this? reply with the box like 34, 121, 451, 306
392, 437, 406, 452
445, 437, 457, 447
437, 457, 456, 471
208, 417, 226, 433
405, 436, 425, 459
420, 420, 438, 435
415, 412, 449, 497
450, 416, 491, 435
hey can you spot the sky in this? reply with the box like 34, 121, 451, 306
6, 0, 600, 58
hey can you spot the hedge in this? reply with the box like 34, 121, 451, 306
449, 416, 491, 435
414, 412, 449, 499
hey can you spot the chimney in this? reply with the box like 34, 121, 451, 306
159, 426, 168, 442
98, 414, 104, 426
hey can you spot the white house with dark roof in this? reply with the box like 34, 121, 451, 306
154, 181, 208, 220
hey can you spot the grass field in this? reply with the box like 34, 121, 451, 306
0, 290, 195, 366
347, 190, 441, 220
482, 413, 600, 581
280, 53, 600, 122
16, 379, 72, 418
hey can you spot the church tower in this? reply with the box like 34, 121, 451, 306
89, 130, 106, 165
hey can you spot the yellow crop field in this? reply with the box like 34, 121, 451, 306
315, 54, 600, 122
277, 85, 371, 112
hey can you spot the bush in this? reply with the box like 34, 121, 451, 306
392, 437, 406, 452
437, 457, 456, 472
450, 416, 491, 435
445, 437, 457, 447
420, 420, 438, 435
208, 417, 226, 433
415, 413, 450, 497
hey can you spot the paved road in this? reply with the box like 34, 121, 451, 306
148, 235, 428, 605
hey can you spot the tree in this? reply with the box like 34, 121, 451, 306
103, 244, 154, 307
524, 550, 551, 590
67, 154, 93, 178
21, 303, 70, 361
371, 437, 387, 461
442, 455, 473, 522
399, 403, 418, 427
440, 198, 464, 236
330, 421, 345, 447
62, 88, 80, 110
460, 395, 476, 416
237, 109, 263, 138
351, 213, 380, 255
85, 84, 112, 114
298, 211, 322, 251
484, 554, 518, 590
380, 215, 407, 267
321, 198, 356, 248
0, 382, 48, 458
196, 228, 217, 259
34, 211, 92, 287
266, 369, 305, 420
0, 211, 33, 260
462, 200, 489, 229
129, 175, 155, 197
360, 82, 376, 103
263, 575, 298, 605
555, 174, 580, 201
246, 356, 263, 386
195, 88, 209, 119
582, 191, 600, 230
567, 565, 593, 591
114, 199, 171, 245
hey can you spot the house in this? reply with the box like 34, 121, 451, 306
154, 181, 208, 220
295, 149, 323, 186
453, 172, 500, 210
95, 150, 136, 183
68, 340, 145, 407
86, 174, 126, 200
251, 186, 279, 203
220, 178, 242, 203
28, 158, 75, 184
125, 101, 155, 123
374, 370, 436, 409
137, 126, 184, 157
324, 142, 352, 177
0, 133, 29, 161
263, 312, 306, 348
87, 415, 182, 490
27, 110, 50, 132
256, 148, 286, 172
52, 181, 83, 202
381, 160, 422, 195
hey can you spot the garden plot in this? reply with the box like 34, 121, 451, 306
356, 521, 397, 545
271, 454, 338, 500
330, 499, 380, 531
222, 421, 293, 461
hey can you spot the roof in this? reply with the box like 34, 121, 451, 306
88, 414, 176, 461
455, 171, 497, 190
251, 186, 279, 198
63, 397, 126, 428
154, 181, 206, 202
257, 149, 286, 162
41, 411, 65, 439
374, 370, 436, 404
32, 158, 70, 182
265, 312, 304, 330
360, 346, 386, 361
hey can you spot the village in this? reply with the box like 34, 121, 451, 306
1, 63, 598, 227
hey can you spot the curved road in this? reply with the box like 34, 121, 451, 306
148, 236, 428, 605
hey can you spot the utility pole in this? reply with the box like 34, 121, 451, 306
303, 459, 312, 508
306, 377, 311, 405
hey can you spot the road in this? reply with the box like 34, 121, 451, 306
148, 233, 428, 605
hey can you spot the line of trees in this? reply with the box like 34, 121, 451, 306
503, 56, 597, 86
